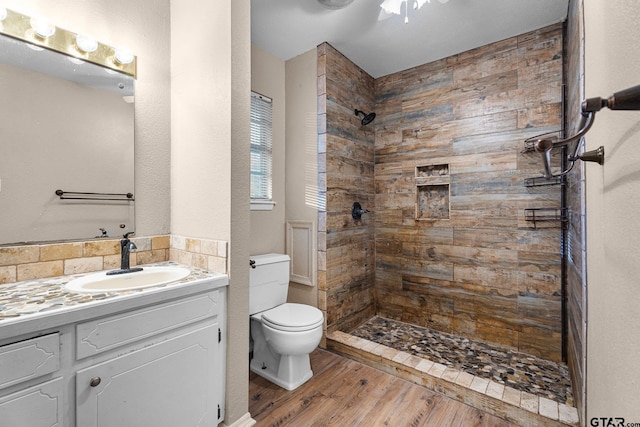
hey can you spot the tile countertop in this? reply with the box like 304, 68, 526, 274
0, 262, 228, 341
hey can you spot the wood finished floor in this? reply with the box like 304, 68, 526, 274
249, 349, 519, 427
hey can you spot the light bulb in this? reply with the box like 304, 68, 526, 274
76, 34, 98, 53
30, 16, 56, 38
114, 48, 134, 65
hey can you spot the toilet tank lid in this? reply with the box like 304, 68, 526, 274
250, 253, 290, 266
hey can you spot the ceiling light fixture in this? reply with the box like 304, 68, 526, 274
0, 8, 8, 21
317, 0, 355, 9
380, 0, 449, 23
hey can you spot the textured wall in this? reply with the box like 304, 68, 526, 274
584, 0, 640, 420
250, 45, 287, 256
565, 0, 586, 422
373, 24, 565, 361
318, 43, 377, 333
285, 48, 320, 308
170, 0, 232, 242
228, 1, 253, 424
171, 0, 251, 424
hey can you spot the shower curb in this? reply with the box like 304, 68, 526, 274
326, 331, 579, 427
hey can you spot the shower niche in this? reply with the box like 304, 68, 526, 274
415, 163, 450, 220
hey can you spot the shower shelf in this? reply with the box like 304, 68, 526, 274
522, 140, 536, 153
524, 208, 568, 229
524, 176, 564, 187
415, 163, 450, 221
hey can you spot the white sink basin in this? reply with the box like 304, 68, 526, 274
65, 266, 191, 293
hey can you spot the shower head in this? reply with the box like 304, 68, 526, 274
534, 138, 554, 179
354, 109, 376, 126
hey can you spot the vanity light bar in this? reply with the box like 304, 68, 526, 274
0, 8, 136, 78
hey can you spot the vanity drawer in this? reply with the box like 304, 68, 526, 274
76, 290, 220, 359
0, 333, 60, 391
0, 377, 64, 426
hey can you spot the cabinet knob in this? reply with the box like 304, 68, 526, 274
89, 377, 101, 387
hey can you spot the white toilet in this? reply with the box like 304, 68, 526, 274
249, 253, 324, 390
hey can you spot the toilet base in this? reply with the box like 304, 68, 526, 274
250, 353, 313, 391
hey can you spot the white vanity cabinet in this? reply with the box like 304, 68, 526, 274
76, 324, 220, 427
0, 279, 227, 427
75, 289, 225, 427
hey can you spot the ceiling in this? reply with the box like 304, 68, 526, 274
251, 0, 569, 78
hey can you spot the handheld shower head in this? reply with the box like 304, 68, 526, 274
534, 139, 554, 179
354, 109, 376, 126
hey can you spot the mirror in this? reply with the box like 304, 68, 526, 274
0, 33, 135, 245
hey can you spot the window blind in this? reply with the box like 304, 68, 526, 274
250, 92, 273, 201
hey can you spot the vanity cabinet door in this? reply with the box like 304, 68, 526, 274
76, 323, 220, 427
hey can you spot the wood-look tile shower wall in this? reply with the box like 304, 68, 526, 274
318, 43, 377, 334
320, 24, 564, 362
565, 0, 586, 417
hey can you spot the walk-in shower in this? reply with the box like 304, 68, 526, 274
317, 23, 580, 424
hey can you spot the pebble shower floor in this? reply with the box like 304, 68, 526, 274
352, 316, 573, 406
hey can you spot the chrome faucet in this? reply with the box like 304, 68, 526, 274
107, 232, 143, 275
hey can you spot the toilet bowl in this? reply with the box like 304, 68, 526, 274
250, 303, 323, 390
249, 254, 324, 390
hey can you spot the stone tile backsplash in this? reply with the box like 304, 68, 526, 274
0, 234, 228, 285
169, 235, 227, 274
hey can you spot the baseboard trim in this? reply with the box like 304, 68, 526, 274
223, 412, 256, 427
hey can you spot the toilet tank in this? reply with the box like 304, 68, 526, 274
249, 253, 290, 315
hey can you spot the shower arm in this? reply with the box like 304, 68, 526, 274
533, 83, 640, 179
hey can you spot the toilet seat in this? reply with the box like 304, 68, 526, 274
261, 303, 324, 332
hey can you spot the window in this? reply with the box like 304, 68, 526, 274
250, 91, 275, 211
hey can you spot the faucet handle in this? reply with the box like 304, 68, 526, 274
123, 231, 135, 239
